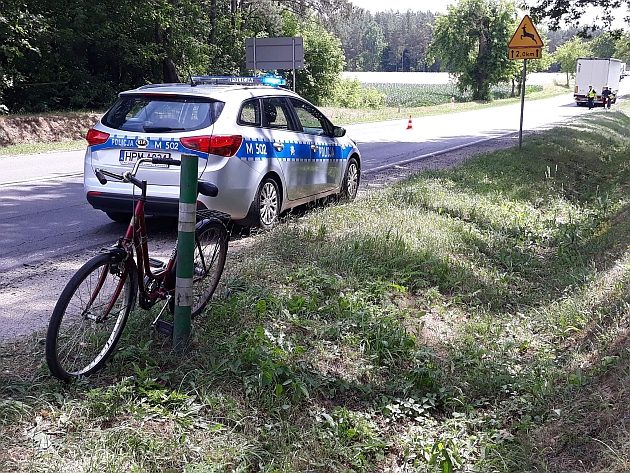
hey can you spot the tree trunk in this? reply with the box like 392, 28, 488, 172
155, 22, 180, 83
163, 58, 180, 83
209, 0, 217, 45
231, 0, 238, 30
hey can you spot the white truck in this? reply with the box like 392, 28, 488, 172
574, 57, 622, 106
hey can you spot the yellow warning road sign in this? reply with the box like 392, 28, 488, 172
508, 15, 544, 49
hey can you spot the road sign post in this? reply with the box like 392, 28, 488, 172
519, 59, 527, 149
173, 154, 198, 352
508, 15, 544, 149
246, 37, 304, 92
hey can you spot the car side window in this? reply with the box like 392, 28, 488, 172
289, 98, 330, 136
261, 97, 295, 130
238, 99, 261, 127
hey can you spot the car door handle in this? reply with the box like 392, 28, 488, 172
273, 142, 284, 151
310, 144, 318, 152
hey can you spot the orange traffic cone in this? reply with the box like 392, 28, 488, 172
406, 115, 413, 130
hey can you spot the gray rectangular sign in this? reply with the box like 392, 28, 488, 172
246, 37, 304, 70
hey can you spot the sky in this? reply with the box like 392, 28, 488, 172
348, 0, 629, 29
349, 0, 454, 13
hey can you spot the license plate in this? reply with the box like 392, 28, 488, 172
119, 150, 171, 166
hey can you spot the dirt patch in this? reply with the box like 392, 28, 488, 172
529, 339, 630, 472
0, 112, 101, 147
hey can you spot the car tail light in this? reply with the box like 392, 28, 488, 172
574, 86, 578, 94
180, 135, 243, 157
86, 128, 110, 146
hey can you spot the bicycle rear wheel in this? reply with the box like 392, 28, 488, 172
46, 252, 136, 380
191, 219, 228, 317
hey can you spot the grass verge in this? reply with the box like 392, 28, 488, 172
0, 139, 86, 156
1, 103, 629, 472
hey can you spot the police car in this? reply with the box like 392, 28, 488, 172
84, 75, 361, 229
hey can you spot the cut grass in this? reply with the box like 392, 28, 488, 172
1, 103, 629, 472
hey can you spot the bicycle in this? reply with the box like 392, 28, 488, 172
46, 157, 229, 381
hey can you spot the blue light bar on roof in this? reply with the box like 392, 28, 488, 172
190, 75, 286, 87
259, 75, 286, 86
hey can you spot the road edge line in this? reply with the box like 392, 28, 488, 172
363, 132, 517, 175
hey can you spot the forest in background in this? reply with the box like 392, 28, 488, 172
1, 0, 629, 113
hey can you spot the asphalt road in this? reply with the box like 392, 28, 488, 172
1, 86, 628, 341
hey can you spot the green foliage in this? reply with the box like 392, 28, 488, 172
325, 78, 385, 108
553, 37, 591, 86
1, 0, 348, 112
0, 1, 45, 109
428, 0, 517, 100
614, 32, 630, 63
316, 407, 388, 468
283, 13, 345, 105
338, 9, 436, 72
589, 32, 618, 58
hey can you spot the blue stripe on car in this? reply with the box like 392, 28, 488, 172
91, 136, 209, 159
237, 138, 352, 161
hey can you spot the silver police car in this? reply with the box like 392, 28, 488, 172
84, 75, 361, 229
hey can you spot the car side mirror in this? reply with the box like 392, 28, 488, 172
333, 126, 346, 138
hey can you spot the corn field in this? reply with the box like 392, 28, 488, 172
366, 83, 544, 107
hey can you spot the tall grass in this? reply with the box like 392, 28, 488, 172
1, 105, 629, 472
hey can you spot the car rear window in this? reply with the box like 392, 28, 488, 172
102, 95, 225, 133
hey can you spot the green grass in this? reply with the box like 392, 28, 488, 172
322, 83, 571, 125
1, 103, 629, 472
0, 139, 86, 156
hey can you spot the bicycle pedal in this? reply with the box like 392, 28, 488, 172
148, 257, 167, 269
153, 320, 173, 336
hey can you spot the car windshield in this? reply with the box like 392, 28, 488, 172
102, 94, 225, 133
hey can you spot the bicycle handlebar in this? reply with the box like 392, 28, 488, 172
95, 157, 181, 188
151, 157, 181, 167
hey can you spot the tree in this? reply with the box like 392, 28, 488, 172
614, 32, 630, 62
589, 31, 619, 58
0, 1, 45, 111
283, 13, 345, 104
528, 0, 630, 30
429, 0, 516, 101
553, 37, 591, 85
357, 20, 386, 71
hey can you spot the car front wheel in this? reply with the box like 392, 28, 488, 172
341, 158, 360, 201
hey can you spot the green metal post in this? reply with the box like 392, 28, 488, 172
174, 153, 198, 352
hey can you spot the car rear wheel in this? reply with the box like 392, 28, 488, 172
255, 178, 280, 230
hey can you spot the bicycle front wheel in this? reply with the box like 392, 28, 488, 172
46, 252, 137, 380
191, 219, 228, 317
